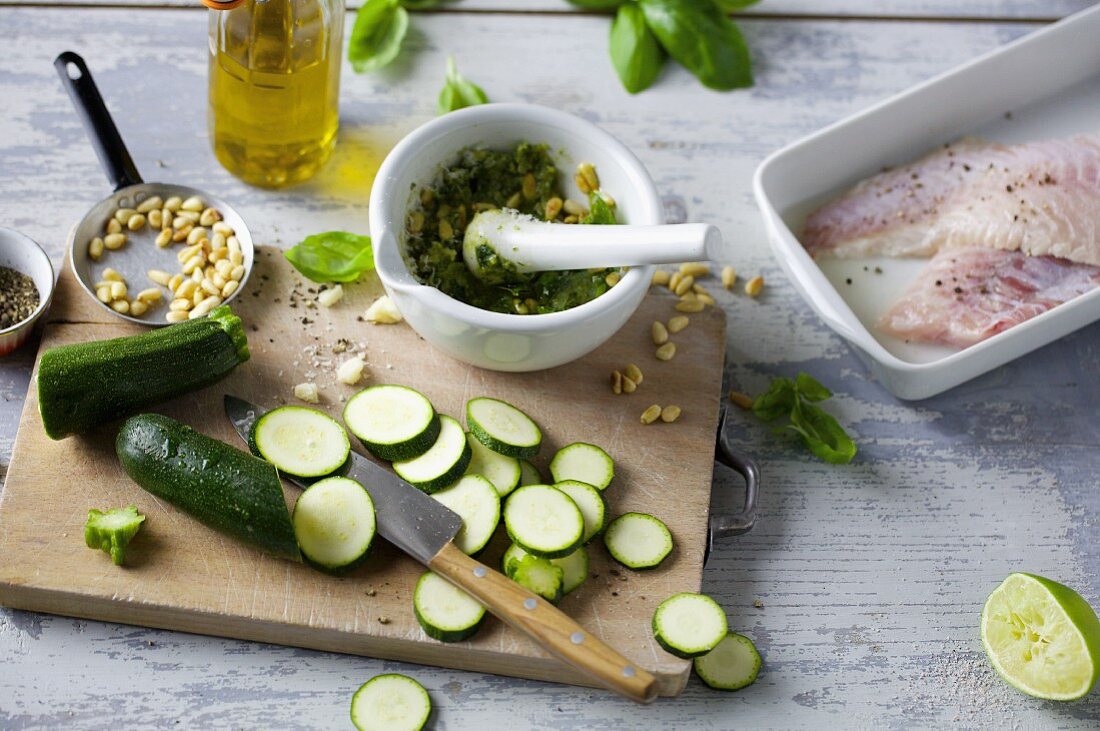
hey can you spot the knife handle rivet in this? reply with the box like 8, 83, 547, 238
473, 566, 487, 578
570, 632, 584, 645
622, 666, 636, 678
523, 598, 537, 611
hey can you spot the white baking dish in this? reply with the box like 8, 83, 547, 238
753, 5, 1100, 400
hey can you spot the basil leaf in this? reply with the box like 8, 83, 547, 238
610, 3, 665, 94
795, 372, 832, 402
751, 377, 795, 422
566, 0, 627, 8
285, 232, 375, 283
348, 0, 409, 74
582, 191, 617, 225
712, 0, 761, 10
639, 0, 753, 90
437, 57, 489, 115
786, 401, 857, 465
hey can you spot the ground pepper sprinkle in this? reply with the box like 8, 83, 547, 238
0, 266, 39, 329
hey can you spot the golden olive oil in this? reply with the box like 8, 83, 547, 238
208, 0, 343, 188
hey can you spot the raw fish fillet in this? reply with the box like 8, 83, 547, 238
803, 135, 1100, 266
878, 247, 1100, 348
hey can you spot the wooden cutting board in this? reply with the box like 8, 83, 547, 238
0, 247, 727, 697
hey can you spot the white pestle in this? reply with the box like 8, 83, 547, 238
462, 208, 727, 281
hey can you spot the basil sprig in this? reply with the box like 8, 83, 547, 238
285, 232, 375, 283
752, 373, 857, 464
437, 58, 489, 115
610, 3, 665, 94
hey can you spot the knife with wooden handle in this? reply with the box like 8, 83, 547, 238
224, 395, 658, 703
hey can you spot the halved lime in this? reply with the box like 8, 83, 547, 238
981, 573, 1100, 700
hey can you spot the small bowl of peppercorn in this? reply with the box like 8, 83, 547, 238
0, 228, 55, 357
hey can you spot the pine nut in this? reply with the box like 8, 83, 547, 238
505, 191, 523, 209
563, 198, 585, 216
598, 191, 616, 209
104, 233, 126, 250
660, 405, 681, 423
211, 273, 226, 289
668, 271, 683, 292
136, 196, 162, 214
577, 162, 599, 192
160, 209, 173, 229
212, 221, 234, 237
146, 270, 170, 287
611, 370, 622, 395
176, 210, 201, 224
655, 342, 676, 361
109, 281, 127, 300
164, 196, 183, 212
189, 297, 220, 319
95, 285, 111, 303
227, 236, 241, 255
186, 227, 207, 245
181, 196, 204, 212
102, 268, 123, 282
229, 250, 244, 266
211, 232, 227, 249
640, 405, 661, 425
214, 259, 232, 278
209, 248, 228, 262
191, 268, 204, 284
167, 274, 183, 293
199, 208, 221, 227
126, 213, 146, 231
745, 275, 764, 297
721, 266, 736, 290
562, 215, 579, 224
153, 229, 171, 248
148, 209, 163, 229
106, 218, 122, 235
544, 197, 563, 220
182, 255, 205, 275
230, 264, 245, 281
673, 275, 695, 297
110, 299, 130, 314
177, 244, 200, 263
625, 363, 643, 385
438, 220, 454, 240
175, 279, 198, 299
729, 390, 755, 410
88, 237, 104, 261
675, 299, 706, 313
574, 172, 592, 195
169, 298, 192, 312
129, 300, 148, 317
651, 269, 671, 287
693, 283, 709, 296
136, 288, 162, 303
114, 208, 136, 224
192, 289, 203, 306
419, 188, 435, 207
651, 321, 669, 346
318, 285, 344, 307
698, 293, 716, 307
172, 222, 193, 242
679, 262, 710, 278
622, 375, 638, 394
200, 279, 221, 297
221, 280, 239, 299
668, 315, 690, 333
166, 310, 189, 323
522, 172, 537, 200
605, 271, 621, 287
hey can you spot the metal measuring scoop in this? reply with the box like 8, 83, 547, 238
55, 51, 255, 326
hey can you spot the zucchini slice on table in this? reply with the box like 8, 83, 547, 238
694, 632, 762, 691
116, 413, 300, 561
503, 484, 584, 559
429, 474, 500, 555
343, 385, 440, 461
413, 571, 487, 643
553, 480, 607, 544
38, 305, 249, 439
293, 476, 376, 574
392, 415, 471, 493
466, 397, 542, 459
549, 442, 614, 491
653, 592, 728, 659
502, 542, 589, 597
518, 459, 542, 487
603, 512, 673, 569
251, 406, 351, 480
350, 673, 431, 731
464, 432, 521, 497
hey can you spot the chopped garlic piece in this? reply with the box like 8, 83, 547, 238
293, 382, 320, 404
365, 295, 403, 324
337, 357, 365, 385
318, 284, 344, 308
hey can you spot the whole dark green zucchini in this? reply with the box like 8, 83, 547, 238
116, 413, 301, 562
37, 305, 249, 439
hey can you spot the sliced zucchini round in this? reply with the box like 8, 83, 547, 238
413, 571, 487, 643
549, 442, 614, 490
504, 552, 563, 604
429, 474, 500, 555
519, 459, 542, 487
252, 406, 351, 479
466, 397, 542, 459
503, 484, 583, 559
553, 480, 607, 544
393, 415, 471, 494
343, 385, 440, 461
603, 512, 672, 569
694, 632, 762, 691
350, 673, 431, 731
293, 476, 376, 575
464, 432, 521, 497
502, 542, 589, 596
652, 592, 728, 659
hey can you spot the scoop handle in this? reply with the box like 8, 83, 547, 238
497, 223, 726, 272
54, 52, 143, 191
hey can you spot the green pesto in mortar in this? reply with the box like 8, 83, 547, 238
403, 143, 619, 315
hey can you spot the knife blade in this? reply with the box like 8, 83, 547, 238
223, 394, 658, 703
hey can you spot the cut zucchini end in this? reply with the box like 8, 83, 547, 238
653, 592, 729, 659
293, 476, 376, 575
505, 553, 564, 604
413, 571, 487, 643
208, 305, 250, 363
253, 406, 351, 479
549, 442, 614, 491
604, 512, 673, 569
350, 673, 431, 731
503, 484, 584, 560
501, 543, 588, 596
344, 385, 440, 462
466, 397, 542, 459
694, 632, 762, 691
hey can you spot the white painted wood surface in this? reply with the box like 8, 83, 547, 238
0, 5, 1098, 729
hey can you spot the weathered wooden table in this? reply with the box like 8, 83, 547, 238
1, 1, 1097, 728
